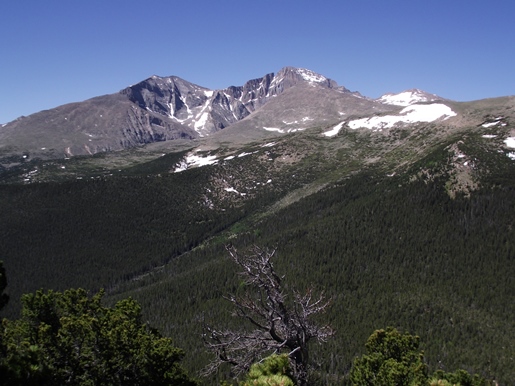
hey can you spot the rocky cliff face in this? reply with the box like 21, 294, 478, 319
118, 67, 354, 139
0, 91, 198, 158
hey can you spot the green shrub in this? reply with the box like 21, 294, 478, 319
242, 354, 294, 386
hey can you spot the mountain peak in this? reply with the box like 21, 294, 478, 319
274, 66, 344, 90
278, 67, 327, 83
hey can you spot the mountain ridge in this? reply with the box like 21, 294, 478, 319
0, 67, 449, 160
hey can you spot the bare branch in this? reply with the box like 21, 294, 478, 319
202, 245, 334, 385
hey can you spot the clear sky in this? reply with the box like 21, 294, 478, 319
1, 0, 514, 124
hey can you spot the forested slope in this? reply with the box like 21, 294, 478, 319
1, 124, 514, 383
106, 153, 515, 383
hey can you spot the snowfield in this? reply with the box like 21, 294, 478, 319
323, 122, 344, 137
482, 117, 506, 128
263, 127, 305, 133
504, 137, 515, 148
176, 148, 264, 172
503, 137, 515, 160
378, 90, 436, 106
174, 151, 218, 172
348, 104, 457, 130
297, 68, 327, 83
224, 187, 246, 196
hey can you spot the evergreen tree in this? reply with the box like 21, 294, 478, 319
0, 288, 197, 386
430, 369, 489, 386
0, 261, 8, 312
242, 354, 294, 386
350, 327, 428, 386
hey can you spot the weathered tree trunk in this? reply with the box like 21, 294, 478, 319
202, 245, 333, 385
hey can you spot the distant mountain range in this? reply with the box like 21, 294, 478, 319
0, 67, 449, 159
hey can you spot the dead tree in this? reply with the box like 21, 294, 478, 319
203, 245, 333, 385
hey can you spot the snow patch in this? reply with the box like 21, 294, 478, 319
481, 116, 504, 128
482, 134, 497, 138
323, 122, 344, 137
348, 104, 456, 130
283, 118, 311, 125
504, 137, 515, 148
378, 90, 437, 106
296, 68, 327, 83
188, 153, 218, 166
194, 111, 210, 131
263, 127, 282, 132
263, 127, 305, 133
174, 151, 218, 172
224, 187, 246, 196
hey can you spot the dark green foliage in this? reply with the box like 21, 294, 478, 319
243, 171, 514, 383
0, 135, 514, 384
99, 164, 515, 384
430, 369, 489, 386
0, 261, 8, 312
349, 328, 491, 386
0, 168, 250, 317
0, 288, 197, 385
0, 141, 310, 319
350, 327, 428, 386
242, 354, 294, 386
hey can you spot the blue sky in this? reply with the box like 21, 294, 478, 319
1, 0, 514, 123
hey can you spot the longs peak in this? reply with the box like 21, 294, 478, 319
0, 67, 445, 159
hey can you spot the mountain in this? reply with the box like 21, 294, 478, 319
0, 67, 426, 161
1, 68, 515, 383
0, 67, 358, 158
